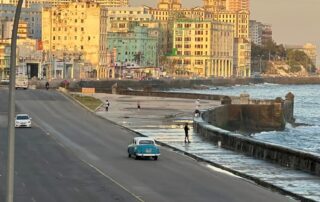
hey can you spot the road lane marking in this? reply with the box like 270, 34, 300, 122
85, 162, 144, 202
32, 117, 144, 202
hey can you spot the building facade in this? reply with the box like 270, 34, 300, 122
157, 0, 182, 10
226, 0, 249, 12
0, 0, 128, 7
0, 3, 42, 39
42, 1, 110, 79
203, 0, 227, 12
170, 19, 234, 77
0, 42, 10, 80
249, 20, 262, 45
234, 38, 251, 77
107, 24, 160, 68
261, 23, 272, 45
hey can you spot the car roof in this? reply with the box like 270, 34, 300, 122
134, 137, 155, 141
16, 114, 29, 117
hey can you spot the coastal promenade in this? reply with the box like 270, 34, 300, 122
92, 93, 320, 201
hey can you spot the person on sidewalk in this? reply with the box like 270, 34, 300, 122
105, 100, 110, 111
184, 123, 190, 143
137, 101, 141, 110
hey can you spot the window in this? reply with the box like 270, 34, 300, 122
139, 140, 154, 145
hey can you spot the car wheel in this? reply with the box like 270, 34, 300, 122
154, 156, 158, 161
128, 153, 131, 158
135, 155, 140, 160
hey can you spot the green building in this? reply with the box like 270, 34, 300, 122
107, 25, 160, 67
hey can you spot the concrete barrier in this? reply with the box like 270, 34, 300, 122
194, 108, 320, 176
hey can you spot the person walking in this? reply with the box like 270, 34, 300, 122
137, 101, 141, 110
105, 100, 110, 111
45, 81, 49, 90
184, 123, 190, 143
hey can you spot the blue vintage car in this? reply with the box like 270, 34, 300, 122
128, 137, 160, 160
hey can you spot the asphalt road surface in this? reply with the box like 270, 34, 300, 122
0, 89, 294, 202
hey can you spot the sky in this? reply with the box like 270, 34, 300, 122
130, 0, 320, 65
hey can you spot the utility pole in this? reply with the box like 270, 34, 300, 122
7, 0, 23, 201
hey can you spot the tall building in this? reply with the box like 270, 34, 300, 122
157, 0, 182, 10
261, 24, 272, 45
249, 20, 262, 45
203, 0, 227, 12
148, 5, 212, 56
0, 4, 42, 39
226, 0, 249, 12
213, 10, 249, 39
42, 1, 110, 79
170, 19, 234, 77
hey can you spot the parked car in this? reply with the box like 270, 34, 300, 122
15, 114, 32, 128
128, 137, 160, 160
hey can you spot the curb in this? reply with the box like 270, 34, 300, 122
59, 89, 314, 202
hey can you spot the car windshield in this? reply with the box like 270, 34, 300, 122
16, 116, 29, 120
139, 140, 154, 145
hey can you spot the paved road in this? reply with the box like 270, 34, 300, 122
0, 89, 294, 202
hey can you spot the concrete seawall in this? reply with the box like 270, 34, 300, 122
194, 104, 320, 177
64, 76, 320, 92
203, 93, 295, 132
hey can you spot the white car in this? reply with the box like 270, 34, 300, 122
15, 114, 32, 128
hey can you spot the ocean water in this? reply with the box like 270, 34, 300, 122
174, 84, 320, 155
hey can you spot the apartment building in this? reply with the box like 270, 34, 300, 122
42, 1, 110, 79
203, 0, 227, 12
170, 19, 234, 77
107, 24, 160, 68
0, 0, 128, 7
0, 4, 42, 39
226, 0, 249, 12
157, 0, 182, 10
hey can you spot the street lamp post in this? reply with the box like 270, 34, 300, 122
7, 0, 24, 201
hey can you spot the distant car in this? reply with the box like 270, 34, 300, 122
128, 137, 160, 160
15, 114, 32, 128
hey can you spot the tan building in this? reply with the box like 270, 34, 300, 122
1, 0, 128, 7
234, 38, 251, 77
213, 10, 249, 39
170, 19, 234, 77
226, 0, 249, 12
148, 3, 213, 55
203, 0, 227, 12
42, 1, 110, 79
213, 10, 251, 76
95, 0, 128, 7
157, 0, 182, 10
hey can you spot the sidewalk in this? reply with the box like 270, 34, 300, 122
93, 93, 220, 128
